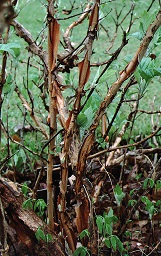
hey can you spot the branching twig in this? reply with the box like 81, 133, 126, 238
11, 20, 48, 67
87, 127, 161, 159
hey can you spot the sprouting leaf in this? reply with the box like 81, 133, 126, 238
141, 196, 155, 220
141, 196, 148, 204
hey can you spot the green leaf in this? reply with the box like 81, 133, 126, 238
104, 238, 111, 248
73, 246, 90, 256
77, 113, 88, 127
99, 69, 116, 83
110, 236, 117, 251
79, 229, 90, 240
154, 68, 161, 76
128, 31, 143, 41
114, 185, 125, 207
22, 198, 34, 210
141, 196, 148, 204
128, 199, 137, 207
35, 227, 46, 242
21, 182, 29, 197
0, 43, 21, 57
46, 233, 52, 243
129, 189, 135, 196
143, 178, 154, 189
156, 180, 161, 190
34, 199, 47, 217
96, 215, 103, 234
13, 154, 19, 166
104, 223, 112, 236
116, 237, 124, 253
107, 207, 113, 217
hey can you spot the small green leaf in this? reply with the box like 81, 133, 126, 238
156, 180, 161, 190
22, 198, 34, 210
73, 246, 90, 256
79, 229, 90, 240
143, 178, 154, 189
35, 227, 46, 242
128, 199, 137, 207
77, 113, 88, 127
34, 199, 47, 217
130, 189, 135, 196
107, 207, 113, 217
114, 184, 125, 207
21, 182, 29, 197
46, 233, 52, 243
141, 196, 148, 204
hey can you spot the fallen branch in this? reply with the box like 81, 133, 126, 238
0, 177, 66, 256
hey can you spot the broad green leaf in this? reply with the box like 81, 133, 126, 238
0, 43, 21, 57
116, 237, 124, 254
110, 236, 117, 251
128, 31, 143, 41
104, 223, 112, 236
96, 215, 103, 234
104, 238, 111, 248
